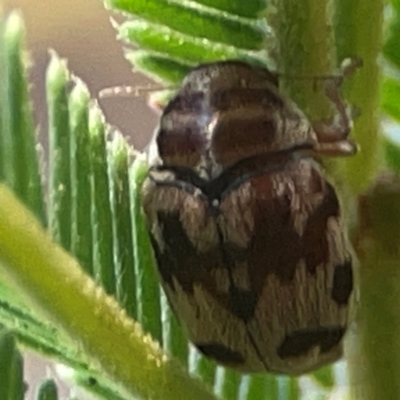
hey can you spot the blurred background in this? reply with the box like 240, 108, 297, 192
4, 0, 158, 150
3, 0, 159, 398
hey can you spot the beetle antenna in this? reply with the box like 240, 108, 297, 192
99, 84, 175, 99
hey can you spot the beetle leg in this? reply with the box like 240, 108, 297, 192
312, 78, 351, 140
312, 58, 361, 157
313, 138, 357, 157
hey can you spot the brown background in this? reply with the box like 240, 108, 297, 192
3, 0, 158, 398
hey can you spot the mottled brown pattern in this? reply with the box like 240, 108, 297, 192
143, 155, 352, 373
142, 60, 356, 374
233, 159, 340, 301
153, 61, 318, 176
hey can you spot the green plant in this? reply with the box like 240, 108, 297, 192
0, 1, 399, 399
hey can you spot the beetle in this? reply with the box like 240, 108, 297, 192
141, 60, 357, 375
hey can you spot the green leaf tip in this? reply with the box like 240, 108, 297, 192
46, 50, 74, 250
1, 8, 46, 225
46, 51, 70, 90
89, 102, 107, 135
2, 10, 25, 43
69, 74, 94, 275
69, 79, 91, 116
108, 131, 131, 165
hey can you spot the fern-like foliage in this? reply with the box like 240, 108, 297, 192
0, 10, 215, 400
1, 0, 400, 400
104, 0, 272, 84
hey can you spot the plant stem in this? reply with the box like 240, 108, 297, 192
273, 0, 336, 118
0, 185, 218, 400
335, 0, 384, 194
350, 174, 400, 400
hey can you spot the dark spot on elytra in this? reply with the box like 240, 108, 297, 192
332, 259, 353, 305
151, 212, 201, 293
247, 190, 303, 290
277, 326, 345, 359
157, 120, 207, 164
303, 181, 340, 273
158, 90, 211, 166
229, 288, 258, 321
151, 211, 226, 302
196, 342, 245, 365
